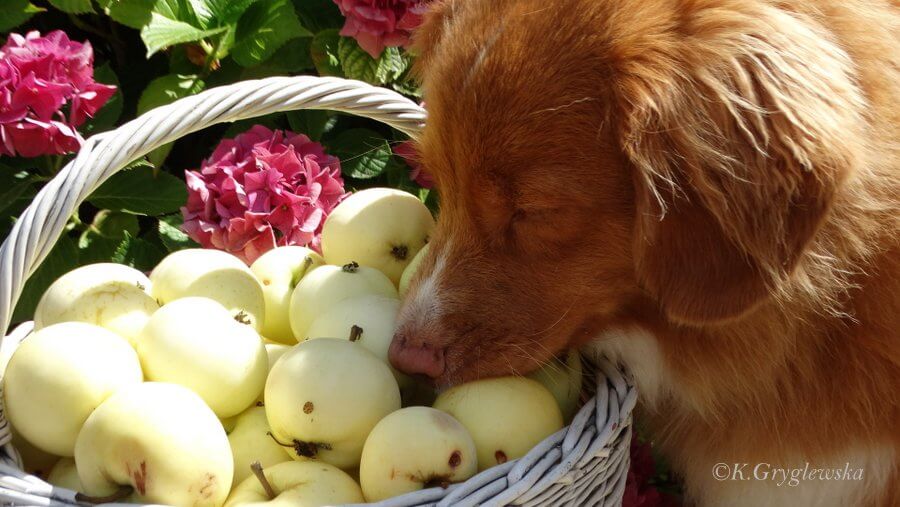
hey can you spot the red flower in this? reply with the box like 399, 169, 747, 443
334, 0, 431, 58
181, 126, 348, 264
0, 31, 116, 157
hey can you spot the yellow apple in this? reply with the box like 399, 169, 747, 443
75, 382, 233, 506
3, 322, 142, 456
321, 188, 434, 284
265, 338, 400, 469
256, 342, 292, 403
359, 407, 477, 502
137, 297, 268, 418
228, 405, 292, 486
47, 458, 82, 491
289, 263, 397, 341
33, 263, 159, 346
150, 248, 266, 330
433, 377, 563, 471
305, 295, 409, 387
398, 243, 429, 297
11, 429, 58, 477
264, 341, 291, 372
250, 247, 324, 344
224, 461, 363, 507
528, 349, 583, 421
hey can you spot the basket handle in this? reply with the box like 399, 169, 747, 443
0, 76, 427, 338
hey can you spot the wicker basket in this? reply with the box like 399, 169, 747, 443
0, 76, 636, 507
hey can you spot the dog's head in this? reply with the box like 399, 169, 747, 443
390, 0, 865, 385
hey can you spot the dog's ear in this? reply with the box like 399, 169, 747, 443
616, 5, 866, 324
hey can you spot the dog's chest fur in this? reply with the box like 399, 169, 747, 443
585, 328, 896, 507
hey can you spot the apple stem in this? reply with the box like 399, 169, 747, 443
341, 261, 360, 273
75, 485, 134, 504
250, 461, 277, 500
349, 325, 363, 342
234, 310, 251, 325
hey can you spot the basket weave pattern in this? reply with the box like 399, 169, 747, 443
0, 76, 635, 507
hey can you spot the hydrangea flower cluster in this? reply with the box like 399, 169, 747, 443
333, 0, 431, 58
0, 31, 116, 157
181, 125, 348, 264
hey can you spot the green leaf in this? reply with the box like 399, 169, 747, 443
111, 232, 167, 272
88, 167, 187, 216
49, 0, 93, 13
99, 0, 154, 29
338, 37, 408, 85
78, 210, 140, 248
231, 0, 309, 67
137, 74, 206, 166
328, 128, 393, 180
0, 169, 36, 239
0, 169, 36, 218
138, 74, 206, 114
141, 12, 227, 57
0, 0, 44, 32
77, 210, 140, 263
194, 0, 260, 26
237, 38, 313, 79
81, 64, 123, 135
286, 110, 336, 141
292, 0, 342, 33
12, 235, 79, 322
158, 214, 199, 251
310, 29, 343, 77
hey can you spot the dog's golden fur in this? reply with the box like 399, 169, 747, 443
392, 0, 900, 504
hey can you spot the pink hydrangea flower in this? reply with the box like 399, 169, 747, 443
334, 0, 431, 58
0, 31, 116, 157
181, 125, 348, 264
394, 140, 434, 188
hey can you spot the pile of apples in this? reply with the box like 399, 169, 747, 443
1, 188, 583, 507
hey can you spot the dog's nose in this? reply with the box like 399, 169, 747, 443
389, 332, 446, 379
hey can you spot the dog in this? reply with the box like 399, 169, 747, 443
387, 0, 900, 505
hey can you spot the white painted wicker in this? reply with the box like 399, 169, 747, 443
0, 76, 635, 507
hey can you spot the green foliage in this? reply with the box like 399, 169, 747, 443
158, 214, 199, 251
232, 0, 310, 67
88, 166, 188, 216
12, 235, 80, 322
310, 29, 342, 76
112, 231, 167, 271
48, 0, 94, 14
141, 13, 227, 57
338, 38, 408, 85
0, 0, 44, 32
328, 128, 393, 180
286, 109, 336, 141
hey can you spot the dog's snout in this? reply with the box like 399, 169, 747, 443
389, 331, 446, 380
